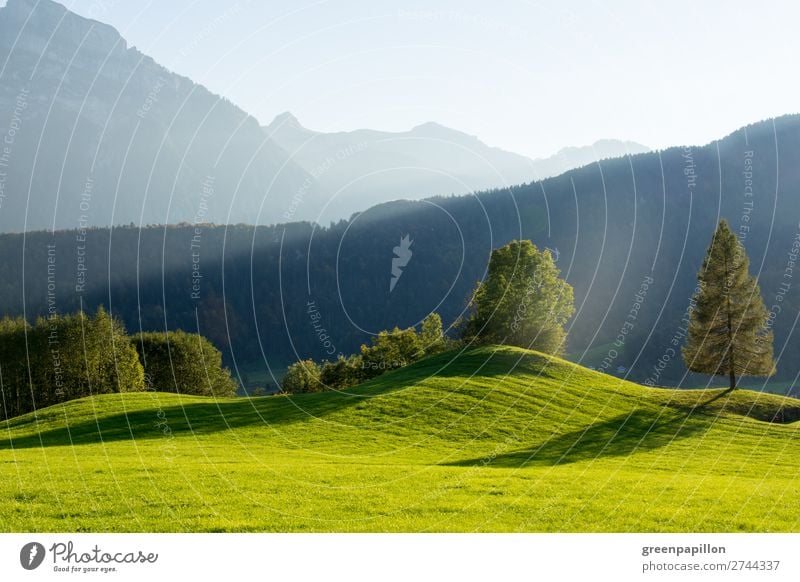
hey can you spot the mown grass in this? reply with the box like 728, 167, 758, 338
1, 346, 799, 532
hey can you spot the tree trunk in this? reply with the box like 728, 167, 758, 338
727, 308, 736, 392
724, 252, 736, 393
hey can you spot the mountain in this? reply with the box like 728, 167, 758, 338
0, 3, 796, 391
263, 111, 649, 221
1, 115, 800, 392
263, 112, 537, 222
0, 0, 310, 232
530, 139, 650, 179
0, 0, 650, 232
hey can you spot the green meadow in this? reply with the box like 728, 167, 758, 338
1, 346, 799, 532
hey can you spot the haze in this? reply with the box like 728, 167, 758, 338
8, 0, 800, 158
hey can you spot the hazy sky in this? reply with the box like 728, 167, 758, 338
46, 0, 800, 159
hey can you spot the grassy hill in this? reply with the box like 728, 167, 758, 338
1, 346, 799, 532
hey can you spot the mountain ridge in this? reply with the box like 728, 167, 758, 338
0, 0, 311, 232
263, 110, 650, 221
0, 0, 654, 230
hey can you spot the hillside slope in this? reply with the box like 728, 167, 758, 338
1, 346, 799, 532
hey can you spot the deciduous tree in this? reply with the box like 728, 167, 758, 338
462, 240, 574, 354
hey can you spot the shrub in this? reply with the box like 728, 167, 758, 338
419, 313, 446, 354
281, 312, 448, 393
360, 327, 425, 379
320, 354, 364, 390
281, 359, 323, 393
0, 307, 145, 420
133, 330, 238, 397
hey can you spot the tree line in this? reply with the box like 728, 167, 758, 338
281, 226, 777, 395
0, 225, 777, 413
282, 312, 452, 393
0, 308, 237, 420
282, 240, 576, 393
0, 115, 795, 387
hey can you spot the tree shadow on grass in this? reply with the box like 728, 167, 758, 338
409, 347, 563, 381
678, 389, 800, 424
0, 377, 405, 450
445, 408, 711, 468
1, 349, 489, 450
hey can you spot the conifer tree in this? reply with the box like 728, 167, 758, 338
682, 219, 774, 390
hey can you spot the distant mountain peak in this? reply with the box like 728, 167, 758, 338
411, 121, 446, 131
553, 139, 650, 161
274, 111, 300, 125
264, 111, 315, 135
409, 120, 472, 139
591, 138, 649, 150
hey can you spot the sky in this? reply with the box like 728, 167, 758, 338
36, 0, 800, 159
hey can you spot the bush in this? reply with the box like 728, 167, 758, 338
281, 311, 448, 393
419, 313, 446, 354
282, 359, 323, 393
88, 307, 146, 396
360, 326, 425, 379
133, 330, 238, 397
320, 354, 364, 390
0, 307, 145, 420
